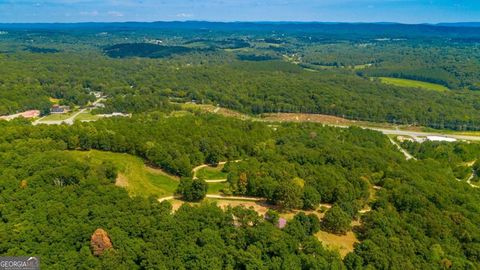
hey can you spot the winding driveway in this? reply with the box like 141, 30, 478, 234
157, 194, 265, 203
191, 160, 243, 180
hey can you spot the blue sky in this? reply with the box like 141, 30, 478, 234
0, 0, 478, 23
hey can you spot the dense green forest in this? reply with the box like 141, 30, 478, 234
0, 138, 342, 268
1, 23, 480, 129
401, 140, 480, 182
1, 112, 480, 268
1, 22, 480, 269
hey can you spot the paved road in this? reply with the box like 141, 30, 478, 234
258, 112, 480, 142
34, 108, 86, 125
370, 127, 480, 142
317, 123, 480, 142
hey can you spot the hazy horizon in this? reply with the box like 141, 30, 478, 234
0, 0, 479, 24
0, 20, 479, 25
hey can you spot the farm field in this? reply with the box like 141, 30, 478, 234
376, 77, 450, 92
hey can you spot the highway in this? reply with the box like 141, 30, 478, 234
369, 127, 480, 142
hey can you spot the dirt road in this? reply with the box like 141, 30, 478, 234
157, 194, 264, 203
191, 160, 242, 180
388, 137, 416, 160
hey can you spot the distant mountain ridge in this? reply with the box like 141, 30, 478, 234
0, 21, 478, 38
436, 22, 480, 27
0, 21, 478, 29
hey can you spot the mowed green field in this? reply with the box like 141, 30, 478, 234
67, 150, 179, 198
67, 150, 228, 197
75, 111, 102, 121
377, 77, 449, 92
40, 111, 76, 121
196, 164, 228, 180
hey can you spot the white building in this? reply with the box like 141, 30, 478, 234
426, 136, 457, 142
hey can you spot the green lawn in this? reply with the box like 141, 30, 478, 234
376, 77, 449, 92
352, 63, 372, 70
67, 150, 179, 198
208, 182, 228, 194
75, 111, 102, 121
224, 48, 252, 52
197, 165, 228, 180
169, 110, 192, 118
471, 176, 479, 184
41, 111, 76, 121
67, 150, 228, 198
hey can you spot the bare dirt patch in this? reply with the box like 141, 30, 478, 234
316, 229, 359, 258
165, 197, 358, 257
215, 200, 271, 215
115, 173, 128, 188
261, 113, 357, 125
168, 198, 325, 220
182, 103, 252, 120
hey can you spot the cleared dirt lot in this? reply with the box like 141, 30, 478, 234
261, 113, 357, 125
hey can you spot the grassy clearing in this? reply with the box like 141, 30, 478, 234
68, 150, 229, 198
352, 63, 372, 70
181, 103, 253, 120
315, 230, 358, 258
67, 150, 179, 198
224, 48, 252, 53
197, 164, 228, 180
75, 111, 102, 121
169, 110, 192, 117
376, 77, 449, 92
49, 97, 61, 104
41, 111, 76, 121
207, 182, 227, 194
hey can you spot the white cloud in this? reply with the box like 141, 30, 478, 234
176, 13, 193, 18
79, 10, 99, 16
107, 11, 123, 17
